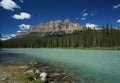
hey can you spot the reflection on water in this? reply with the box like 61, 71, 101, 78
0, 51, 33, 65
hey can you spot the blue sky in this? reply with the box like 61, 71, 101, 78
0, 0, 120, 40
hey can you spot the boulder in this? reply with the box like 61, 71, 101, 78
40, 72, 47, 78
24, 70, 34, 75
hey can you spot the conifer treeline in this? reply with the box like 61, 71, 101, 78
1, 24, 120, 48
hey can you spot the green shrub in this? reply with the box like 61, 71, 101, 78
29, 59, 37, 68
21, 74, 42, 83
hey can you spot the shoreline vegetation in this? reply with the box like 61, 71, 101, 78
0, 60, 78, 83
1, 46, 120, 50
61, 46, 120, 50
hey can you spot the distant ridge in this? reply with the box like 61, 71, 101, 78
17, 19, 100, 37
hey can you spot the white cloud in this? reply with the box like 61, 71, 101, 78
81, 9, 96, 17
0, 0, 20, 11
12, 12, 31, 20
10, 34, 16, 37
17, 30, 22, 33
19, 24, 31, 30
83, 9, 87, 12
81, 18, 86, 20
0, 34, 16, 41
113, 4, 120, 9
90, 13, 95, 16
75, 17, 79, 20
81, 9, 88, 17
90, 11, 96, 16
82, 13, 88, 16
117, 19, 120, 23
86, 23, 99, 30
19, 0, 23, 3
0, 37, 9, 41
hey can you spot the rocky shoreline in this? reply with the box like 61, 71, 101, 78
26, 60, 78, 83
0, 51, 79, 83
0, 61, 79, 83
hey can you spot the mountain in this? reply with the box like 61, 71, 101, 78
2, 22, 120, 48
16, 19, 89, 37
15, 19, 103, 39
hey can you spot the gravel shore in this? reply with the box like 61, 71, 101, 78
0, 51, 79, 83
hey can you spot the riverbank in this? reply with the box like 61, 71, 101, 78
60, 46, 120, 50
0, 51, 78, 83
0, 65, 26, 83
0, 61, 78, 83
1, 48, 120, 83
1, 46, 120, 50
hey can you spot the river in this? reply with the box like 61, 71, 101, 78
1, 48, 120, 83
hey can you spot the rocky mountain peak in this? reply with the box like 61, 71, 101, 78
17, 19, 83, 36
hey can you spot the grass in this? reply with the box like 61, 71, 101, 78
0, 65, 26, 83
29, 59, 37, 68
21, 74, 42, 83
60, 46, 120, 50
1, 46, 120, 50
0, 65, 42, 83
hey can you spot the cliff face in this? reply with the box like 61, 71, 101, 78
32, 19, 82, 33
18, 19, 83, 36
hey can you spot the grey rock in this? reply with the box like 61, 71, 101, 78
1, 75, 9, 81
24, 70, 34, 75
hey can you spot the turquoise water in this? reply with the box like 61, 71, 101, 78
1, 48, 120, 83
